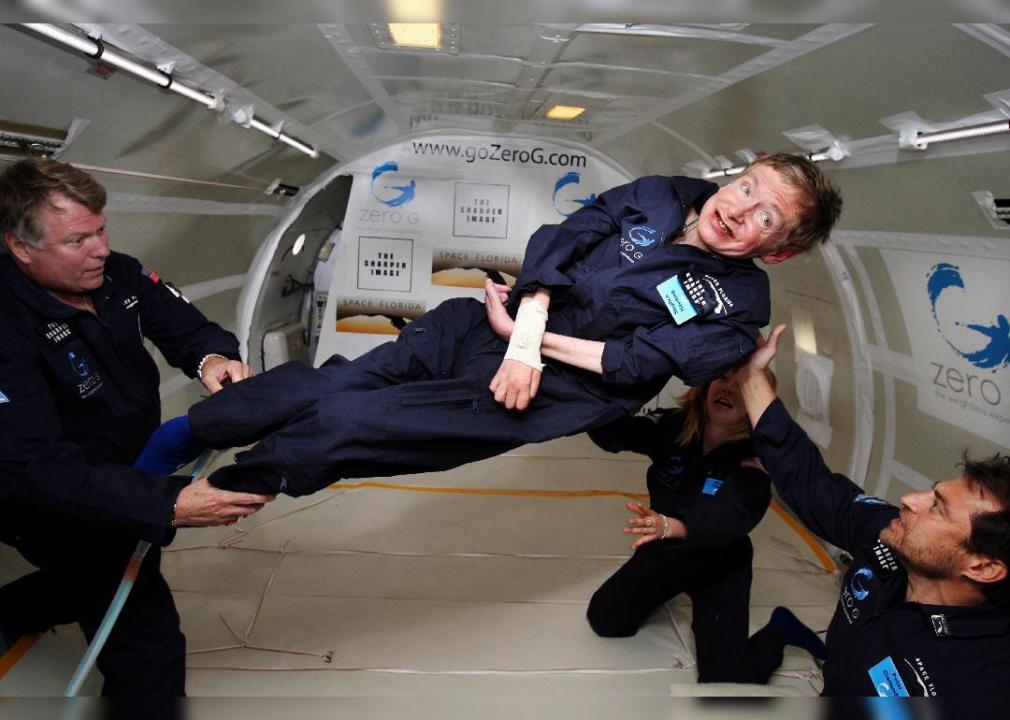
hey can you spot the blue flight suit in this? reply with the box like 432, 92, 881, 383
752, 398, 1010, 696
191, 175, 771, 496
586, 409, 781, 683
0, 251, 241, 695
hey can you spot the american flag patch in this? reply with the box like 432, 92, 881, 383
141, 266, 161, 284
740, 457, 766, 473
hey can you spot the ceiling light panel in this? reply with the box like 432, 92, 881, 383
371, 23, 460, 54
390, 23, 440, 48
546, 104, 586, 120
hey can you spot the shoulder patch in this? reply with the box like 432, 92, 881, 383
142, 266, 191, 304
162, 281, 191, 304
141, 265, 161, 284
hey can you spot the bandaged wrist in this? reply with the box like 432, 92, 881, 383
197, 353, 228, 378
503, 302, 548, 370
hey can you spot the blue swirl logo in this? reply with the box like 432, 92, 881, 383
552, 171, 597, 217
370, 161, 416, 208
627, 225, 659, 247
68, 351, 90, 378
850, 566, 873, 601
927, 262, 1009, 371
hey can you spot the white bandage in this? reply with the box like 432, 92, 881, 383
503, 302, 548, 371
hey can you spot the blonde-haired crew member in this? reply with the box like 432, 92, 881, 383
587, 370, 826, 683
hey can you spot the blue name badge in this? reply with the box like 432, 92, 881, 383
868, 656, 911, 697
656, 274, 698, 325
702, 477, 723, 495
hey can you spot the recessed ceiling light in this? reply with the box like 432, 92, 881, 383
545, 105, 586, 121
388, 23, 442, 49
292, 233, 306, 256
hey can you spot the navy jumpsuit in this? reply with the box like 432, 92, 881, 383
585, 409, 785, 683
192, 175, 772, 495
0, 252, 242, 695
753, 398, 1010, 696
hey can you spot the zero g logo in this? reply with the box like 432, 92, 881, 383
841, 565, 874, 623
68, 351, 90, 378
626, 226, 658, 248
67, 351, 103, 398
850, 566, 874, 601
927, 262, 1009, 371
552, 171, 597, 217
370, 161, 416, 208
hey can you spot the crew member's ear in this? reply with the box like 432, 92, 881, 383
963, 554, 1007, 586
759, 246, 800, 265
4, 233, 32, 265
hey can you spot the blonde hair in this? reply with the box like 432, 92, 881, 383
674, 369, 777, 447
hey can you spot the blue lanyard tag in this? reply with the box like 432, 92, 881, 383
702, 477, 723, 495
657, 271, 719, 325
656, 274, 698, 325
868, 656, 911, 697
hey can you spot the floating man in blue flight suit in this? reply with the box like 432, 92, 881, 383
736, 325, 1010, 696
190, 153, 843, 497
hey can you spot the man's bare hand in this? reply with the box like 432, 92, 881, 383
742, 324, 787, 377
200, 357, 253, 394
489, 358, 541, 411
484, 278, 514, 341
736, 324, 786, 427
173, 477, 275, 527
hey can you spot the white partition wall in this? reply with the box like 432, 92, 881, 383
315, 135, 630, 363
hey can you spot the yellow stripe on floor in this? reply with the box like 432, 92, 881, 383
0, 633, 40, 681
329, 480, 837, 574
332, 479, 651, 500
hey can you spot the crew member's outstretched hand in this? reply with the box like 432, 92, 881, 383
484, 278, 514, 341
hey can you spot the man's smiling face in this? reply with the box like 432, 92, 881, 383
696, 164, 806, 264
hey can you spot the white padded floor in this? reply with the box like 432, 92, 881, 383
0, 434, 839, 696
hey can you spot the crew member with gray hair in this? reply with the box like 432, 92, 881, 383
0, 158, 274, 695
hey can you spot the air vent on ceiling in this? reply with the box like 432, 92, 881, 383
266, 179, 300, 197
972, 191, 1010, 230
0, 120, 68, 158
